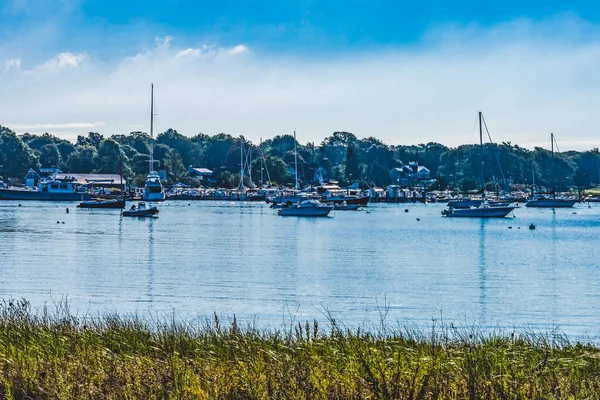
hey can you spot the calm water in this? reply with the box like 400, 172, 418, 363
0, 200, 598, 336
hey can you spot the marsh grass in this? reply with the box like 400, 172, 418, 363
0, 298, 599, 399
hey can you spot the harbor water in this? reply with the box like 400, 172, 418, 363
0, 201, 598, 336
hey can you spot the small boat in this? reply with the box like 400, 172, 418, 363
442, 201, 515, 218
278, 200, 333, 217
122, 202, 159, 217
525, 196, 576, 208
333, 202, 362, 211
77, 198, 125, 209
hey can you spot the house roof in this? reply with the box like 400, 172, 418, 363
417, 166, 430, 173
55, 173, 123, 184
188, 167, 213, 175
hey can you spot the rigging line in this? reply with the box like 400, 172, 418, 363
553, 135, 561, 153
481, 114, 494, 144
481, 113, 508, 188
468, 113, 478, 144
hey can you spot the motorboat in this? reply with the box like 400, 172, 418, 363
0, 175, 91, 201
333, 201, 362, 211
77, 198, 125, 209
122, 202, 159, 217
277, 200, 333, 217
525, 196, 576, 208
442, 201, 515, 218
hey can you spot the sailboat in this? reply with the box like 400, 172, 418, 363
526, 133, 576, 208
443, 112, 515, 218
142, 83, 166, 202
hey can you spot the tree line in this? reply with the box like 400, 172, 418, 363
0, 125, 598, 191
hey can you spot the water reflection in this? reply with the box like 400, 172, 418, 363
478, 219, 487, 325
146, 218, 155, 303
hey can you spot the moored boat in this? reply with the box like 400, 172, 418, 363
77, 198, 125, 209
0, 176, 91, 201
277, 200, 333, 217
525, 197, 576, 208
122, 202, 159, 217
333, 202, 362, 211
142, 84, 166, 202
442, 201, 515, 218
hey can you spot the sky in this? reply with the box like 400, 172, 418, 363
2, 0, 600, 149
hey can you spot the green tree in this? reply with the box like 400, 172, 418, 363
95, 139, 123, 174
66, 146, 97, 173
76, 132, 104, 149
38, 144, 61, 167
0, 127, 38, 179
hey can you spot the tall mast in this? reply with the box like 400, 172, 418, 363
260, 138, 263, 186
551, 132, 555, 192
248, 146, 252, 187
119, 149, 123, 196
479, 111, 484, 192
239, 140, 244, 191
149, 83, 154, 173
294, 130, 298, 189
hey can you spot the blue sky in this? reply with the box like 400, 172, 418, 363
5, 0, 600, 58
2, 0, 600, 148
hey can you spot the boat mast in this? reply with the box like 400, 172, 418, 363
248, 146, 252, 187
551, 132, 555, 194
294, 130, 299, 189
239, 140, 244, 191
479, 111, 484, 193
532, 160, 536, 191
260, 138, 264, 186
149, 83, 154, 173
119, 149, 123, 197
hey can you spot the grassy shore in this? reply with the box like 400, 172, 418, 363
0, 299, 599, 399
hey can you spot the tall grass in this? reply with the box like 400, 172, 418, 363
0, 298, 599, 399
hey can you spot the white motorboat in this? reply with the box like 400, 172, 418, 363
442, 201, 515, 218
277, 200, 333, 217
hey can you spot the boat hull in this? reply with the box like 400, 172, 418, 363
324, 196, 369, 206
525, 199, 576, 208
77, 199, 125, 209
278, 207, 333, 217
333, 204, 362, 210
122, 208, 159, 217
0, 189, 91, 201
443, 206, 515, 218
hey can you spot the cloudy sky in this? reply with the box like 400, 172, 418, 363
2, 0, 600, 149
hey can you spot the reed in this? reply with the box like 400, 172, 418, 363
0, 298, 599, 399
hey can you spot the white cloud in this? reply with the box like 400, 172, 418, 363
40, 52, 86, 70
227, 45, 248, 55
2, 18, 600, 149
176, 48, 202, 59
9, 122, 105, 130
2, 58, 21, 72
